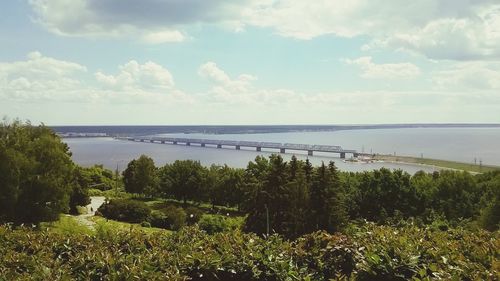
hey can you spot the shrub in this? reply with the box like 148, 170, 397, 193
198, 215, 243, 234
97, 199, 151, 223
141, 221, 151, 228
199, 215, 225, 234
149, 206, 186, 230
0, 223, 497, 280
148, 211, 169, 229
87, 188, 104, 196
162, 206, 186, 230
185, 206, 204, 225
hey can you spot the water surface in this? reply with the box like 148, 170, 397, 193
64, 127, 500, 173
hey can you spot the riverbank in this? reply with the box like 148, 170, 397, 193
370, 154, 500, 173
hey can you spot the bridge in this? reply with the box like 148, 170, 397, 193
117, 136, 358, 158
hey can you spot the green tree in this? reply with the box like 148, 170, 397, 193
284, 167, 310, 238
244, 155, 289, 236
159, 160, 206, 204
308, 162, 347, 233
0, 119, 76, 224
207, 165, 244, 209
122, 155, 158, 196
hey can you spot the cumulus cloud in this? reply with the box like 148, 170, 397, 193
243, 0, 500, 60
343, 57, 420, 79
365, 8, 500, 60
432, 62, 500, 90
95, 61, 175, 90
247, 1, 500, 60
29, 0, 246, 42
0, 52, 191, 104
0, 51, 87, 101
2, 54, 499, 123
29, 0, 500, 59
141, 30, 185, 44
198, 62, 257, 101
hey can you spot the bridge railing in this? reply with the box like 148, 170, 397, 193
260, 142, 282, 148
238, 141, 262, 147
312, 145, 343, 152
283, 143, 313, 150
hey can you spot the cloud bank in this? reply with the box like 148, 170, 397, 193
30, 0, 500, 59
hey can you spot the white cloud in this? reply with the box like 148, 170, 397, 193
343, 56, 420, 79
366, 8, 500, 60
142, 30, 186, 44
0, 51, 87, 101
432, 62, 500, 90
244, 1, 500, 60
198, 62, 257, 100
29, 0, 500, 59
0, 52, 192, 104
95, 61, 175, 90
1, 54, 499, 123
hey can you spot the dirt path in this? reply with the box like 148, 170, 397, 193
74, 196, 106, 229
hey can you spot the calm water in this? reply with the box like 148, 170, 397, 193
64, 127, 500, 173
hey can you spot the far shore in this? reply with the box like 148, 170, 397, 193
368, 154, 500, 173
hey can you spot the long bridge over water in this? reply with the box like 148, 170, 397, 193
117, 136, 359, 158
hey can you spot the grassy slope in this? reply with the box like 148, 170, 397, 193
42, 215, 168, 235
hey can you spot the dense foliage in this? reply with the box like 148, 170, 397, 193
121, 154, 499, 237
0, 120, 87, 224
97, 199, 151, 223
123, 155, 159, 195
0, 222, 497, 280
74, 165, 116, 191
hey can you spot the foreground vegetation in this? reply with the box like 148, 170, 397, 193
1, 120, 499, 280
1, 222, 497, 280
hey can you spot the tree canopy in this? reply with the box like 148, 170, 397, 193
0, 120, 81, 224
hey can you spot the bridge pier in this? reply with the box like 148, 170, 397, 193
308, 150, 313, 156
201, 143, 205, 147
150, 140, 155, 143
173, 141, 177, 145
217, 144, 222, 148
140, 139, 145, 142
186, 142, 190, 146
236, 145, 240, 150
280, 148, 286, 153
256, 147, 261, 151
161, 141, 165, 144
340, 152, 346, 159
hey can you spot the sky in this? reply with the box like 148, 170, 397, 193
1, 0, 500, 125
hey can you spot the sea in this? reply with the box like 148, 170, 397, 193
58, 126, 500, 174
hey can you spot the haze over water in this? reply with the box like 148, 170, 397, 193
64, 127, 500, 174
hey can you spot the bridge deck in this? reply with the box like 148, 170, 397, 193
117, 136, 357, 154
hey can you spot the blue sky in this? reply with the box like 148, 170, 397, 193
1, 0, 500, 125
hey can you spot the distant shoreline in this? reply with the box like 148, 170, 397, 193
370, 154, 500, 173
52, 123, 500, 136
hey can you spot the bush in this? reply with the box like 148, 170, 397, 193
185, 206, 204, 225
198, 215, 243, 234
149, 206, 186, 230
148, 211, 169, 229
0, 223, 497, 280
87, 188, 104, 196
141, 221, 151, 228
97, 199, 151, 223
